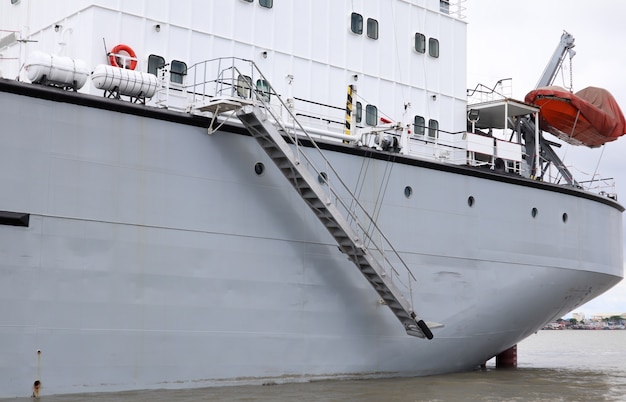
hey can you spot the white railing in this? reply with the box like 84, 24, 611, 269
155, 58, 614, 199
467, 78, 513, 104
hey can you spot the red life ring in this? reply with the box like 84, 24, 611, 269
108, 44, 137, 70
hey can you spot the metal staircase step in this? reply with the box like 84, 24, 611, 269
234, 104, 434, 340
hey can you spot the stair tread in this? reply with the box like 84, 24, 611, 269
235, 105, 427, 339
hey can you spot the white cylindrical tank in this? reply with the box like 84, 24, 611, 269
91, 64, 158, 98
24, 51, 89, 90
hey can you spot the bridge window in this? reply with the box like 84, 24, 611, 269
429, 38, 439, 58
365, 104, 378, 126
351, 13, 363, 34
413, 115, 425, 136
259, 0, 272, 8
415, 33, 426, 53
428, 119, 439, 138
367, 18, 378, 39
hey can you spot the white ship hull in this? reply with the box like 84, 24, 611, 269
0, 81, 622, 396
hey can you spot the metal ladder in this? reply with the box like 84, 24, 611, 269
190, 58, 436, 339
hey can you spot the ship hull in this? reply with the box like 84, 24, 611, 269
0, 81, 622, 396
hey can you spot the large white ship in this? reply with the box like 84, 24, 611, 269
0, 0, 624, 398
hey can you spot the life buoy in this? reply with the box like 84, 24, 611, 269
108, 44, 137, 70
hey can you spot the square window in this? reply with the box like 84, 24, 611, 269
367, 18, 378, 39
413, 115, 425, 136
259, 0, 272, 8
415, 33, 426, 54
365, 104, 378, 126
351, 12, 363, 35
428, 119, 439, 138
429, 38, 439, 58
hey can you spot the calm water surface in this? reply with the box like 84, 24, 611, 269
5, 330, 626, 401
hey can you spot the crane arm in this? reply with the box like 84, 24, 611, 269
535, 31, 576, 89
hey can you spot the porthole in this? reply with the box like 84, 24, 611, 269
318, 171, 328, 184
404, 186, 413, 198
254, 162, 265, 175
531, 207, 538, 218
562, 213, 568, 223
467, 196, 474, 207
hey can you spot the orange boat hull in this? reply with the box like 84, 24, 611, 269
525, 86, 626, 147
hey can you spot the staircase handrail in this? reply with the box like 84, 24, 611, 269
186, 57, 417, 293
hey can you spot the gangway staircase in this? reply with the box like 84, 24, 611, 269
191, 58, 436, 339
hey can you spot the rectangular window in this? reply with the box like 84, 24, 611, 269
356, 101, 362, 123
415, 33, 426, 54
351, 12, 363, 34
237, 74, 252, 98
366, 18, 378, 39
428, 119, 439, 138
256, 79, 270, 102
365, 104, 378, 126
259, 0, 272, 8
413, 115, 425, 136
170, 60, 187, 84
429, 38, 439, 58
440, 0, 450, 14
147, 54, 165, 76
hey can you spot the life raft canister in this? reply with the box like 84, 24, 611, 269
108, 44, 137, 70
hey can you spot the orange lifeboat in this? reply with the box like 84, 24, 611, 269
525, 86, 626, 147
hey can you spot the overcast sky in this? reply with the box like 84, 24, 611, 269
466, 0, 626, 317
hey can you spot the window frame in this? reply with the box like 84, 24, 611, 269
356, 101, 363, 123
440, 0, 450, 14
365, 104, 378, 126
147, 54, 166, 77
366, 18, 378, 39
351, 12, 363, 35
415, 33, 426, 54
237, 74, 253, 98
428, 119, 439, 138
413, 115, 425, 136
429, 37, 440, 58
256, 79, 271, 102
170, 60, 187, 84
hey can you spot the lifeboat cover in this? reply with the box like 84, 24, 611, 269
525, 86, 626, 147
